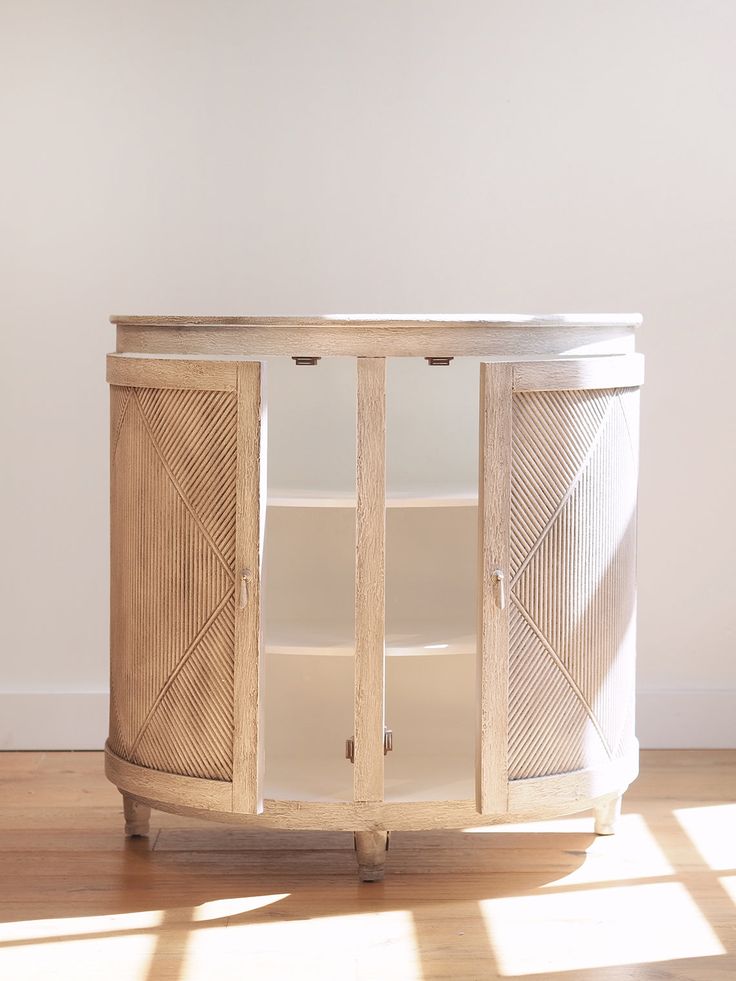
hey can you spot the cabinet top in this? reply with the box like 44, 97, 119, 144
111, 313, 641, 358
111, 313, 641, 329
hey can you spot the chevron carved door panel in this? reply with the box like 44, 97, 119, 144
477, 357, 642, 814
108, 359, 266, 812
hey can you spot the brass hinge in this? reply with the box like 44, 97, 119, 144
345, 727, 393, 763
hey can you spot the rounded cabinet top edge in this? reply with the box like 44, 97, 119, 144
110, 313, 643, 329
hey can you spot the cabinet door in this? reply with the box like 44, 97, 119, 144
107, 357, 266, 813
477, 356, 643, 814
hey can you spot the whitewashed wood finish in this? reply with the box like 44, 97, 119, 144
115, 321, 638, 359
512, 353, 644, 392
474, 356, 641, 824
232, 362, 267, 814
353, 358, 386, 804
106, 315, 643, 875
111, 314, 643, 327
507, 381, 639, 782
106, 354, 237, 390
105, 744, 233, 811
594, 794, 622, 835
476, 362, 512, 814
122, 793, 150, 837
507, 747, 637, 814
115, 324, 637, 359
105, 742, 638, 830
354, 830, 389, 881
109, 375, 238, 788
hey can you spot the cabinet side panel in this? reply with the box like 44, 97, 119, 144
508, 387, 639, 780
109, 384, 237, 782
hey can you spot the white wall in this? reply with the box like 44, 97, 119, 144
1, 0, 735, 748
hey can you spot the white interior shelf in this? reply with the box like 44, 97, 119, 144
265, 354, 483, 505
263, 504, 477, 657
267, 492, 478, 508
264, 651, 476, 802
264, 755, 476, 803
265, 620, 475, 657
258, 353, 484, 794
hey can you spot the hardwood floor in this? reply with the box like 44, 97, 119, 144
0, 750, 734, 979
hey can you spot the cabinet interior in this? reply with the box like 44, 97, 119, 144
262, 356, 479, 802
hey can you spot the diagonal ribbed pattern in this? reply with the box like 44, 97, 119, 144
110, 386, 133, 460
510, 389, 611, 579
109, 385, 237, 781
508, 605, 609, 778
508, 387, 639, 780
134, 596, 236, 780
136, 387, 238, 568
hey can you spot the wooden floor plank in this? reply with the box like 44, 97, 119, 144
0, 750, 734, 980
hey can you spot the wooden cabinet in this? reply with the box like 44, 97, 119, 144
105, 314, 643, 879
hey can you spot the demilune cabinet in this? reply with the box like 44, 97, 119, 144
105, 314, 643, 880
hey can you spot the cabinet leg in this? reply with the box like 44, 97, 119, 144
122, 793, 151, 837
594, 794, 622, 836
354, 831, 389, 881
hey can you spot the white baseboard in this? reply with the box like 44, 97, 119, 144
1, 690, 735, 750
0, 693, 108, 750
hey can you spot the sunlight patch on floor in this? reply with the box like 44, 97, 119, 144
674, 803, 736, 870
0, 897, 293, 981
183, 908, 421, 981
480, 881, 725, 976
191, 894, 290, 921
462, 815, 596, 834
0, 925, 159, 981
0, 909, 163, 944
718, 875, 736, 905
538, 813, 674, 887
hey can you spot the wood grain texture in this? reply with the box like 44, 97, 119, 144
4, 750, 735, 981
476, 362, 513, 814
232, 362, 267, 814
105, 325, 643, 850
104, 742, 638, 830
354, 358, 386, 804
508, 383, 640, 781
506, 748, 638, 814
105, 745, 233, 810
111, 313, 643, 327
109, 382, 237, 785
115, 322, 637, 359
122, 794, 150, 836
354, 829, 389, 881
106, 354, 237, 390
512, 353, 644, 392
594, 794, 622, 835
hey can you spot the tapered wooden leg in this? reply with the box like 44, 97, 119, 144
122, 793, 151, 837
594, 794, 622, 835
354, 831, 389, 881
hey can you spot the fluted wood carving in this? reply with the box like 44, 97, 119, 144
109, 385, 237, 781
508, 387, 639, 780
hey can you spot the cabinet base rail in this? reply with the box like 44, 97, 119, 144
107, 742, 637, 879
